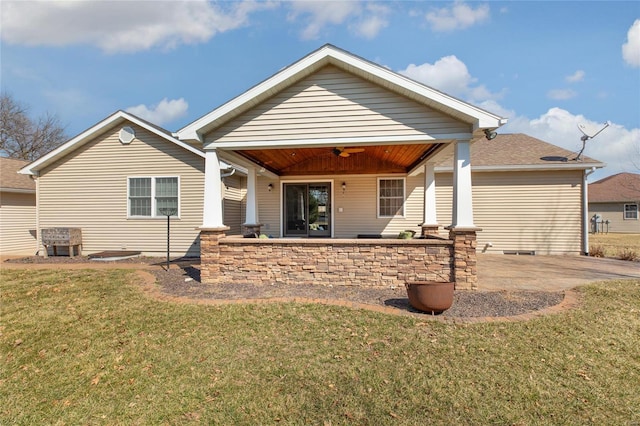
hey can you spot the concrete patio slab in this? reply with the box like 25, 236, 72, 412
478, 254, 640, 291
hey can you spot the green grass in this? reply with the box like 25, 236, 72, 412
2, 269, 640, 425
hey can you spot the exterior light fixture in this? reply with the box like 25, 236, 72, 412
267, 183, 273, 192
341, 182, 346, 193
484, 129, 497, 140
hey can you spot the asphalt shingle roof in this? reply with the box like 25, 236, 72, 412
589, 172, 640, 203
0, 157, 36, 192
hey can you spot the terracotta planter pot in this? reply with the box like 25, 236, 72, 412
406, 281, 455, 314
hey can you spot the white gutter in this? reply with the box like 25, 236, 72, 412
582, 167, 597, 255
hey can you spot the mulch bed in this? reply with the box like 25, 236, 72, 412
150, 261, 565, 318
6, 256, 566, 318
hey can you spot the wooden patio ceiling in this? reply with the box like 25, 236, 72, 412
237, 143, 443, 176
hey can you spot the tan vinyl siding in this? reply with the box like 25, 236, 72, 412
223, 174, 246, 235
589, 202, 640, 233
436, 171, 584, 254
207, 65, 469, 143
38, 123, 204, 256
0, 191, 37, 255
256, 174, 423, 238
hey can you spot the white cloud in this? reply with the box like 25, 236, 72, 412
398, 55, 502, 102
547, 89, 577, 100
565, 70, 585, 83
350, 4, 390, 39
287, 1, 389, 40
622, 19, 640, 67
0, 0, 273, 53
502, 107, 640, 180
425, 1, 490, 32
126, 98, 188, 126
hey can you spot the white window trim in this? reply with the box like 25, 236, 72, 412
377, 177, 406, 219
623, 203, 638, 220
127, 176, 181, 219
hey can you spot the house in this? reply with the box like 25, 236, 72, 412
19, 45, 605, 289
589, 173, 640, 233
0, 157, 38, 255
17, 111, 246, 257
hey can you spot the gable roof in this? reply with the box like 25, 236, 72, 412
19, 110, 205, 176
435, 133, 605, 172
177, 44, 507, 143
0, 157, 36, 193
589, 172, 640, 203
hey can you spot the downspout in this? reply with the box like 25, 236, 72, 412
32, 172, 42, 256
582, 167, 596, 255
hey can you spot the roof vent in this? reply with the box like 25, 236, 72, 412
119, 126, 135, 144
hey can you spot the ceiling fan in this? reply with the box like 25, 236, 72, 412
332, 147, 365, 157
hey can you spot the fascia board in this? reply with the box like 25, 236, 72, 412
0, 188, 36, 194
178, 45, 506, 142
434, 162, 606, 173
19, 111, 203, 175
210, 133, 472, 150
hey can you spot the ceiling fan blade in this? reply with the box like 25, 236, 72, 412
339, 151, 350, 157
344, 148, 365, 154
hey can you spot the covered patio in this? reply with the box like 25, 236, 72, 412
177, 45, 506, 289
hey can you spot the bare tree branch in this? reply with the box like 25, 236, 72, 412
0, 93, 67, 161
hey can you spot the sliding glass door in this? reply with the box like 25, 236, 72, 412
284, 183, 331, 237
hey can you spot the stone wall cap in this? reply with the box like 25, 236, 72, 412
445, 226, 483, 232
220, 237, 453, 245
198, 226, 231, 232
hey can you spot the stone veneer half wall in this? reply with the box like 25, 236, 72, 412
200, 232, 457, 288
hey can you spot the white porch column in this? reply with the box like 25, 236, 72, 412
244, 167, 258, 225
422, 162, 438, 224
450, 139, 475, 228
420, 162, 440, 237
202, 150, 225, 228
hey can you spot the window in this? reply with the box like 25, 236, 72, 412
378, 178, 405, 217
128, 177, 179, 218
624, 203, 638, 220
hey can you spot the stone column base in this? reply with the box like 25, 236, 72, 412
446, 226, 481, 290
199, 227, 229, 284
420, 224, 440, 237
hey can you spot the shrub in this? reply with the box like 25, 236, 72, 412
617, 248, 638, 261
590, 245, 605, 257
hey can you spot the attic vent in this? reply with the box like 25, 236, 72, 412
119, 126, 135, 144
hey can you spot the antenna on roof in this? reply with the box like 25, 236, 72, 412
574, 121, 610, 161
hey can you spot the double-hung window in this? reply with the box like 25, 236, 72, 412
128, 177, 179, 218
378, 178, 405, 218
624, 203, 638, 220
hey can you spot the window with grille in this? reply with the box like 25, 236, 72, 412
378, 178, 405, 218
128, 177, 179, 218
624, 203, 638, 220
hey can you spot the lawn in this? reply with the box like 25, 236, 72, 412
590, 233, 640, 260
2, 269, 639, 425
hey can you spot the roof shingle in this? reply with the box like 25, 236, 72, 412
589, 172, 640, 203
0, 157, 36, 192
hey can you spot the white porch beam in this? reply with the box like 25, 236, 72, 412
202, 150, 225, 228
450, 139, 476, 228
422, 162, 438, 226
244, 167, 259, 226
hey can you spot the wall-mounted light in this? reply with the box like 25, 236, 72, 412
484, 129, 497, 140
267, 183, 273, 192
341, 182, 346, 194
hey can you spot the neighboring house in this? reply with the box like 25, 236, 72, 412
0, 157, 37, 255
589, 173, 640, 233
19, 45, 605, 288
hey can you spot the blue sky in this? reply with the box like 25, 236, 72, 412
1, 1, 638, 181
